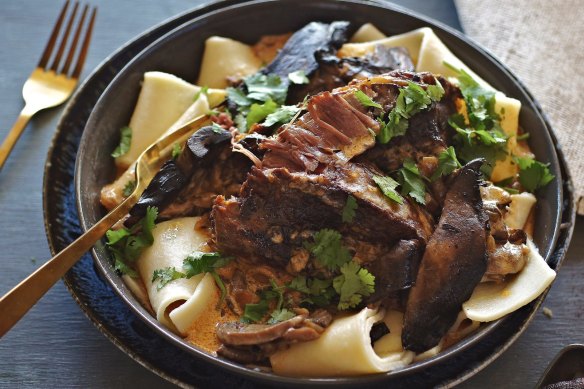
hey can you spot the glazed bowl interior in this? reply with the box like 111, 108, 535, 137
75, 0, 563, 385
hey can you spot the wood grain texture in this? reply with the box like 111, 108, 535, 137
0, 0, 581, 388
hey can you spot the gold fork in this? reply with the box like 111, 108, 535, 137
0, 1, 97, 171
0, 114, 212, 338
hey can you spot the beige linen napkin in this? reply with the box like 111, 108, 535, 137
455, 0, 584, 214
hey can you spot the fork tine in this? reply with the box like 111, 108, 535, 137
61, 4, 88, 75
37, 0, 70, 69
49, 2, 79, 72
71, 6, 96, 79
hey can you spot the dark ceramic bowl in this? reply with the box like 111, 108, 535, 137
75, 0, 566, 386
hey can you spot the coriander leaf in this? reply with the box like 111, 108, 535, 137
426, 78, 445, 101
516, 132, 530, 141
111, 126, 132, 158
431, 146, 462, 180
515, 156, 555, 192
210, 122, 224, 133
226, 87, 251, 107
398, 159, 427, 205
288, 70, 309, 85
288, 276, 335, 307
377, 110, 408, 144
263, 105, 301, 127
234, 113, 247, 133
396, 82, 432, 118
304, 229, 352, 270
246, 99, 278, 129
114, 258, 137, 277
242, 299, 270, 323
342, 195, 358, 223
268, 308, 296, 324
210, 272, 228, 306
122, 180, 136, 197
106, 206, 158, 276
288, 276, 310, 294
171, 143, 181, 160
245, 73, 288, 105
106, 228, 130, 246
333, 261, 375, 310
261, 279, 286, 312
183, 251, 232, 278
193, 86, 208, 102
373, 175, 403, 204
354, 90, 382, 109
152, 267, 186, 290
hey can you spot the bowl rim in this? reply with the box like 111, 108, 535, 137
73, 0, 566, 386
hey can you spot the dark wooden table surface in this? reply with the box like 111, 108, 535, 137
1, 0, 582, 388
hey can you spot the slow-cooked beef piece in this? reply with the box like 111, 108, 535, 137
402, 160, 488, 352
212, 163, 432, 287
126, 126, 255, 226
262, 71, 459, 174
358, 72, 462, 172
287, 45, 414, 102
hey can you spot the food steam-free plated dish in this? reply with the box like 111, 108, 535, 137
76, 0, 564, 384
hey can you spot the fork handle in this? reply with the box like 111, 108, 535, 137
0, 106, 37, 171
0, 194, 137, 338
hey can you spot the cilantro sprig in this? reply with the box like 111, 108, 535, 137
515, 156, 555, 192
111, 126, 132, 158
227, 72, 305, 131
373, 175, 403, 204
342, 195, 358, 223
377, 80, 445, 144
333, 261, 375, 310
151, 251, 232, 305
106, 206, 158, 276
303, 229, 352, 271
398, 158, 428, 205
445, 64, 509, 176
431, 146, 462, 180
355, 90, 382, 109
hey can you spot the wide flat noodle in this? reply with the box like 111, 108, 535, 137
115, 72, 224, 168
136, 217, 217, 335
462, 239, 556, 322
101, 72, 225, 211
505, 192, 537, 230
270, 308, 414, 376
197, 36, 262, 88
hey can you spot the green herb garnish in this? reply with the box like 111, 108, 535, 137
398, 158, 427, 205
373, 175, 403, 204
354, 90, 382, 109
431, 146, 462, 181
122, 180, 136, 197
333, 261, 375, 310
303, 229, 352, 271
193, 86, 208, 102
111, 126, 132, 158
342, 195, 358, 223
515, 156, 555, 192
268, 308, 296, 324
171, 143, 181, 159
106, 206, 158, 276
263, 105, 301, 127
377, 80, 444, 144
152, 267, 186, 291
288, 70, 309, 85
